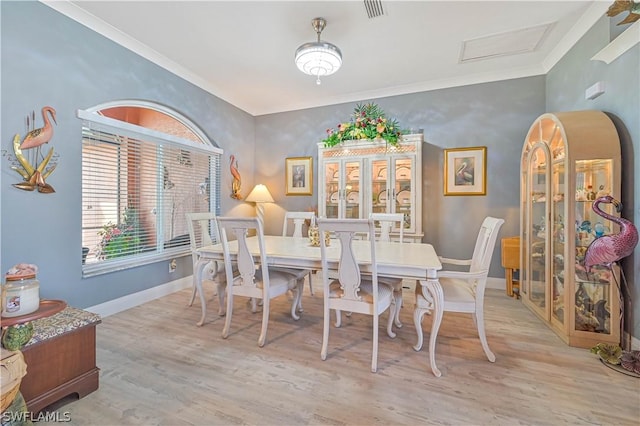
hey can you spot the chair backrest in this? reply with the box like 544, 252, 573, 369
282, 211, 315, 237
369, 213, 404, 243
470, 217, 505, 273
318, 218, 378, 303
186, 212, 219, 265
217, 217, 270, 291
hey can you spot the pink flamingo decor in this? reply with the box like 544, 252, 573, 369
20, 106, 57, 149
5, 106, 58, 193
584, 195, 638, 350
229, 154, 242, 199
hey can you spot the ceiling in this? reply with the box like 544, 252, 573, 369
47, 1, 610, 116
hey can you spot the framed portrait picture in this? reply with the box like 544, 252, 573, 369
285, 157, 313, 196
444, 146, 487, 196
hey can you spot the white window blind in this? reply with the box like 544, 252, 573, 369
78, 109, 221, 276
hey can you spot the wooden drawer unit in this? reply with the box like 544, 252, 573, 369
501, 236, 520, 298
19, 307, 101, 414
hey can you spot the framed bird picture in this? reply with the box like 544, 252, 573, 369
444, 146, 487, 196
285, 157, 313, 196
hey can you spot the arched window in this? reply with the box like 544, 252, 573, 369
78, 101, 222, 276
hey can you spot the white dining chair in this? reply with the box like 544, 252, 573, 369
217, 217, 304, 347
370, 212, 405, 328
414, 216, 505, 362
276, 211, 316, 309
318, 218, 396, 373
186, 212, 227, 316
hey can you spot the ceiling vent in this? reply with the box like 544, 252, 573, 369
364, 0, 385, 19
460, 23, 554, 62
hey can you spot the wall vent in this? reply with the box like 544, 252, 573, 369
460, 23, 554, 62
364, 0, 385, 19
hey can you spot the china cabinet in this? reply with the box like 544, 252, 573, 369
318, 133, 423, 242
520, 111, 621, 348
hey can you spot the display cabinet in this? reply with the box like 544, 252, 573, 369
318, 133, 423, 241
520, 111, 621, 348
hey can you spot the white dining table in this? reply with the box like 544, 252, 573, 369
194, 235, 445, 377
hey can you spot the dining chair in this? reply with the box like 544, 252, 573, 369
317, 218, 396, 373
414, 216, 505, 362
186, 212, 227, 316
276, 211, 316, 310
370, 212, 405, 328
217, 217, 304, 347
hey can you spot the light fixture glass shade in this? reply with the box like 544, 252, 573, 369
295, 42, 342, 77
295, 17, 342, 84
245, 184, 274, 203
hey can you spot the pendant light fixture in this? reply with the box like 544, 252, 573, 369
295, 17, 342, 85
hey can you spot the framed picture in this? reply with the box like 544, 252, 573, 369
444, 146, 487, 196
285, 157, 313, 196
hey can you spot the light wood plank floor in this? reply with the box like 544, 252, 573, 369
41, 279, 639, 425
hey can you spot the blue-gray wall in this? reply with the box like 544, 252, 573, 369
1, 2, 637, 341
545, 16, 639, 341
254, 77, 545, 279
1, 1, 255, 308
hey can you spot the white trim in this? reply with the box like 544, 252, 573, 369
41, 0, 607, 117
591, 20, 640, 64
542, 1, 610, 71
486, 276, 506, 291
84, 276, 191, 318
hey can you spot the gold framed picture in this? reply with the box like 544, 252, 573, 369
444, 146, 487, 196
285, 157, 313, 196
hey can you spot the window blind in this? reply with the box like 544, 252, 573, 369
79, 110, 221, 276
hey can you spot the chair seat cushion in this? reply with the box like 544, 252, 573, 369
415, 277, 475, 308
249, 269, 298, 290
329, 279, 393, 303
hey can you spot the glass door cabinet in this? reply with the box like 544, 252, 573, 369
318, 133, 423, 241
520, 111, 621, 348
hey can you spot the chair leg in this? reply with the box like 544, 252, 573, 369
308, 271, 314, 296
321, 305, 330, 361
371, 314, 379, 373
386, 303, 396, 338
216, 281, 226, 316
393, 289, 403, 328
474, 310, 496, 362
222, 292, 234, 339
334, 309, 342, 328
258, 297, 270, 347
189, 275, 198, 306
290, 279, 303, 321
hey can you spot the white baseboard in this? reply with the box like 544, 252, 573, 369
486, 277, 506, 291
85, 276, 192, 318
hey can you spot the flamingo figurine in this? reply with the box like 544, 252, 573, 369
584, 195, 638, 272
229, 154, 242, 199
21, 106, 57, 150
583, 195, 638, 350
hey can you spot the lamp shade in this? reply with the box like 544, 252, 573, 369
245, 184, 274, 203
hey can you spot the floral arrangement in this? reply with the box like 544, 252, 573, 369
322, 103, 404, 147
97, 207, 142, 260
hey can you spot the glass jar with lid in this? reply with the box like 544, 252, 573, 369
2, 273, 40, 317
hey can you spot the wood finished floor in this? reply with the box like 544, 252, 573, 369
41, 279, 639, 425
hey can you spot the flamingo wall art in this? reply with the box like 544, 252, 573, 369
229, 154, 242, 199
4, 106, 59, 193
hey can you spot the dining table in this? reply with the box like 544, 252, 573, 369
194, 235, 445, 377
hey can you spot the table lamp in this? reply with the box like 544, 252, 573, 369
245, 184, 274, 229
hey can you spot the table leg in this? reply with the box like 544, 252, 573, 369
422, 275, 443, 378
194, 257, 209, 326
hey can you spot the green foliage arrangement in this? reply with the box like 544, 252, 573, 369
97, 207, 142, 260
322, 103, 403, 147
